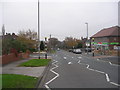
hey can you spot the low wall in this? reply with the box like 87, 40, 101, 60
95, 50, 120, 56
1, 53, 29, 65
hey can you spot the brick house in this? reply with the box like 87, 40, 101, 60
90, 26, 120, 52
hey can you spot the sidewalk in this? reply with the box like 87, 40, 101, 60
2, 54, 51, 77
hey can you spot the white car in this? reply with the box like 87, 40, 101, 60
73, 49, 82, 54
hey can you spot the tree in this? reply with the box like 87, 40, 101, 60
17, 29, 38, 52
40, 41, 45, 51
62, 37, 83, 49
63, 37, 78, 49
77, 42, 83, 48
48, 37, 59, 50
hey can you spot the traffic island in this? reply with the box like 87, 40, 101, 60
19, 59, 51, 67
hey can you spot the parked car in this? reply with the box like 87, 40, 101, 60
69, 49, 73, 52
85, 48, 92, 52
57, 48, 60, 51
73, 49, 82, 54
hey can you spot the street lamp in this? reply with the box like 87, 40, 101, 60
38, 0, 40, 59
85, 22, 88, 54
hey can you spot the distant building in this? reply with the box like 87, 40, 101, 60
90, 26, 120, 50
1, 33, 18, 40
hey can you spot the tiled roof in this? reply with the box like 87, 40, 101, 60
91, 26, 120, 38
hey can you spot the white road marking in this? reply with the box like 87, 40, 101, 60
105, 74, 110, 82
44, 85, 50, 90
78, 57, 82, 59
78, 60, 81, 63
78, 60, 120, 86
94, 70, 105, 74
68, 62, 72, 64
110, 82, 120, 86
63, 57, 67, 59
96, 58, 119, 66
45, 60, 59, 90
97, 59, 100, 61
72, 57, 74, 58
109, 62, 119, 66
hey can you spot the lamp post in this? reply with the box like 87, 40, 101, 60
85, 22, 88, 54
38, 0, 40, 59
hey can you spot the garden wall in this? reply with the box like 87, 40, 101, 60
0, 53, 29, 65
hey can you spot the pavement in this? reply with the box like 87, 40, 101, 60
2, 53, 51, 78
40, 50, 120, 89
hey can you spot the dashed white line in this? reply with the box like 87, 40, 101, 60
78, 60, 81, 63
45, 60, 59, 90
105, 74, 110, 82
63, 57, 67, 59
78, 57, 82, 59
68, 62, 72, 64
96, 58, 119, 66
78, 60, 120, 87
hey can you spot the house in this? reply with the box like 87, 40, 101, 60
90, 26, 120, 51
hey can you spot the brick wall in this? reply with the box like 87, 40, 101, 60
0, 52, 29, 65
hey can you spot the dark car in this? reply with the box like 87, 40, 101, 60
73, 49, 82, 54
69, 49, 73, 52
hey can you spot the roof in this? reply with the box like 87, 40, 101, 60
91, 26, 120, 38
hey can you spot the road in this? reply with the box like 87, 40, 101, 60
39, 50, 120, 89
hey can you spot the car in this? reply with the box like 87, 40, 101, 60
57, 48, 60, 51
73, 49, 82, 54
69, 49, 73, 52
85, 48, 92, 52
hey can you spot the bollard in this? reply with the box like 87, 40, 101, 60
93, 52, 94, 57
45, 53, 47, 59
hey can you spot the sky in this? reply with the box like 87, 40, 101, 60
0, 0, 119, 41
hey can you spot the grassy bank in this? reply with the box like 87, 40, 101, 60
2, 74, 38, 88
19, 59, 51, 67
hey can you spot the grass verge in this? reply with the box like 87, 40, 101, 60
2, 74, 38, 88
19, 59, 51, 67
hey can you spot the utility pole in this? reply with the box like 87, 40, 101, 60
85, 22, 88, 54
38, 0, 40, 59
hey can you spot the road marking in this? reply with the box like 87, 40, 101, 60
96, 58, 119, 66
78, 60, 80, 63
63, 57, 67, 59
78, 57, 82, 59
105, 74, 110, 82
97, 58, 100, 61
78, 60, 120, 86
72, 57, 74, 58
94, 70, 105, 74
68, 62, 72, 64
109, 62, 119, 66
45, 60, 59, 90
110, 82, 120, 86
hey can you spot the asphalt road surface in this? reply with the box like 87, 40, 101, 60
40, 50, 120, 89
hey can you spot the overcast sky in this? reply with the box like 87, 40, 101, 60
0, 0, 119, 41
